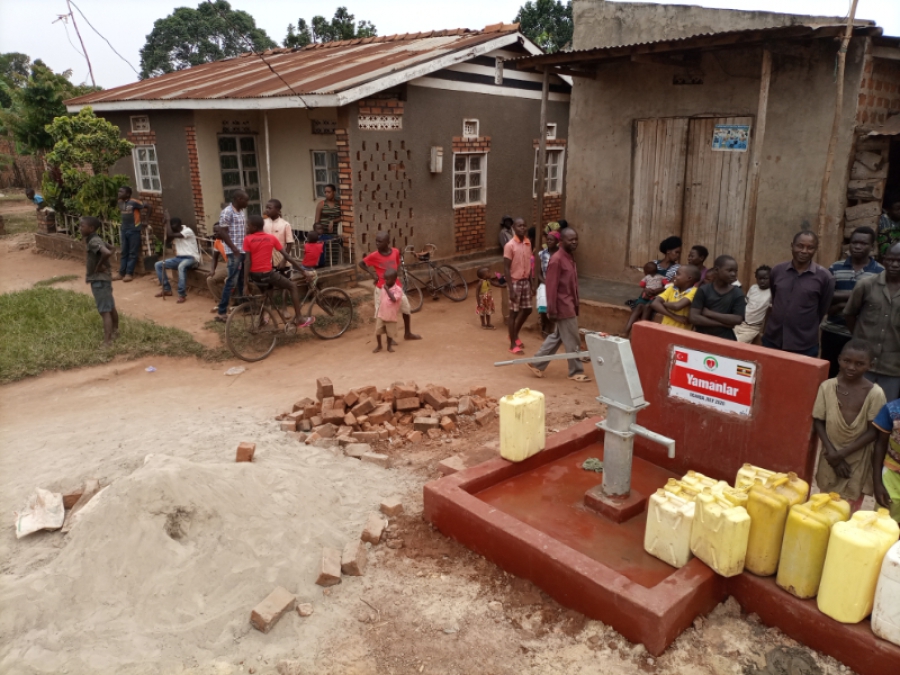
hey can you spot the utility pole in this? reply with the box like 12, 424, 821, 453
66, 0, 96, 87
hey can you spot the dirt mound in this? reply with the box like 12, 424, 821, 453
0, 452, 398, 674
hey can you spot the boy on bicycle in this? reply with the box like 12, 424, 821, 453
243, 215, 314, 328
359, 230, 422, 340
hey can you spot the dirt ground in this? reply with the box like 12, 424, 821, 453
0, 226, 855, 675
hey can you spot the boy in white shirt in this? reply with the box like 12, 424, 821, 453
734, 265, 772, 344
263, 199, 293, 267
155, 213, 200, 303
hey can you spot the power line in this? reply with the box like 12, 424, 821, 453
69, 0, 140, 77
55, 14, 86, 59
65, 0, 96, 87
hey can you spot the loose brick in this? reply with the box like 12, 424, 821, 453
356, 385, 378, 400
356, 414, 369, 425
288, 411, 305, 424
458, 396, 477, 415
236, 442, 256, 462
299, 419, 312, 432
316, 377, 334, 401
367, 403, 393, 425
344, 442, 371, 458
439, 408, 459, 422
322, 409, 346, 425
470, 386, 487, 397
280, 420, 298, 432
316, 547, 343, 586
304, 432, 322, 444
427, 428, 442, 440
384, 422, 397, 435
296, 603, 314, 617
395, 396, 421, 412
351, 398, 376, 416
438, 455, 467, 475
393, 384, 418, 400
422, 389, 448, 410
352, 431, 379, 443
321, 396, 335, 410
399, 414, 413, 425
292, 397, 314, 412
303, 405, 319, 420
314, 423, 336, 438
361, 513, 386, 544
475, 409, 494, 426
344, 391, 359, 407
406, 430, 423, 443
336, 434, 355, 447
414, 417, 440, 432
377, 429, 390, 441
380, 497, 404, 516
440, 417, 457, 432
250, 586, 296, 633
361, 452, 390, 468
310, 415, 323, 427
341, 539, 368, 576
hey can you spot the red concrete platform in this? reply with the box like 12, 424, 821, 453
424, 418, 726, 655
728, 574, 900, 675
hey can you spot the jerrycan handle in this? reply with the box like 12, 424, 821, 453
809, 493, 836, 510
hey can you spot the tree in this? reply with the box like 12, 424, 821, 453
42, 107, 133, 219
515, 0, 573, 53
283, 7, 377, 48
0, 60, 96, 154
140, 0, 276, 78
0, 52, 30, 108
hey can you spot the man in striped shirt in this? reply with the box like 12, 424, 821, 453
822, 226, 882, 377
214, 190, 249, 322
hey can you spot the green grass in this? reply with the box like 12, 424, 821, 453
0, 287, 212, 383
1, 210, 37, 235
33, 275, 79, 287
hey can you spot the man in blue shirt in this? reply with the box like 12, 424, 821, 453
822, 226, 883, 377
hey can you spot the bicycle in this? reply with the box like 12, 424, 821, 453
225, 268, 354, 362
398, 244, 468, 313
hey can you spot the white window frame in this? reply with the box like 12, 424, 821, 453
218, 134, 261, 215
533, 148, 565, 197
130, 115, 150, 133
463, 119, 479, 138
545, 123, 558, 140
453, 152, 487, 208
133, 145, 161, 193
311, 150, 340, 200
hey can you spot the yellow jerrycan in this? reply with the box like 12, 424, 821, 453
744, 472, 809, 576
817, 509, 900, 623
499, 388, 545, 462
690, 487, 751, 577
776, 492, 850, 599
679, 470, 730, 497
644, 489, 695, 568
734, 463, 778, 490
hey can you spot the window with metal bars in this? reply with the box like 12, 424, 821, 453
311, 150, 339, 199
218, 135, 261, 215
453, 153, 486, 207
133, 145, 161, 192
533, 148, 565, 196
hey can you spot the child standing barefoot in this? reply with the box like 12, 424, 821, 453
814, 339, 886, 510
475, 267, 502, 330
374, 268, 401, 353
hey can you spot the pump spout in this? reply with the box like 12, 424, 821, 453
630, 423, 676, 459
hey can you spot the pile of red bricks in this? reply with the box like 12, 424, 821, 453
276, 377, 498, 454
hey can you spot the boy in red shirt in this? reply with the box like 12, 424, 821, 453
359, 230, 422, 340
242, 215, 313, 328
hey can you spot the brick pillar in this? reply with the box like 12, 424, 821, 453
185, 126, 206, 232
36, 209, 56, 234
335, 128, 355, 252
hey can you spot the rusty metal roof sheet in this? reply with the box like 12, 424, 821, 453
66, 23, 522, 110
512, 24, 883, 70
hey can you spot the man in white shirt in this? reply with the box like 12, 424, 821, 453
733, 265, 772, 344
263, 199, 293, 268
155, 215, 200, 303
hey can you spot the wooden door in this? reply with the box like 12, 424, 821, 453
682, 117, 753, 267
628, 118, 689, 267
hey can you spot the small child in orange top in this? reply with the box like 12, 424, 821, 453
374, 268, 402, 353
302, 227, 324, 270
475, 266, 503, 330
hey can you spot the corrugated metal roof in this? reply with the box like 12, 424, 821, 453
866, 114, 900, 137
512, 24, 883, 69
66, 23, 521, 109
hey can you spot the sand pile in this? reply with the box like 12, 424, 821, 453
0, 450, 399, 674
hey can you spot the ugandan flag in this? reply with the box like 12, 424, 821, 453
736, 365, 752, 378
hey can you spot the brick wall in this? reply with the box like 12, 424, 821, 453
454, 205, 487, 253
857, 54, 900, 125
335, 128, 355, 245
451, 136, 491, 253
358, 98, 405, 117
532, 138, 566, 228
350, 135, 413, 250
185, 126, 206, 232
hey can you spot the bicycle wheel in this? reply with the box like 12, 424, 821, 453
404, 274, 424, 313
225, 303, 278, 361
437, 265, 468, 302
309, 288, 354, 339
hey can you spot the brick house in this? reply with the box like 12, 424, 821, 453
64, 24, 571, 269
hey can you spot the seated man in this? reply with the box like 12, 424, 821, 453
242, 215, 314, 327
154, 214, 200, 303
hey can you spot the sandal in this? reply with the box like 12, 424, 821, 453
527, 364, 543, 378
508, 346, 524, 355
568, 374, 592, 383
515, 338, 525, 348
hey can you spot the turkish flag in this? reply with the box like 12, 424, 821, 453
675, 350, 688, 362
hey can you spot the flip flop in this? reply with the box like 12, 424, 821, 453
527, 364, 543, 378
508, 346, 524, 355
568, 374, 592, 383
515, 338, 525, 348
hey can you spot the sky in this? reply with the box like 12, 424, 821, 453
0, 0, 898, 89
